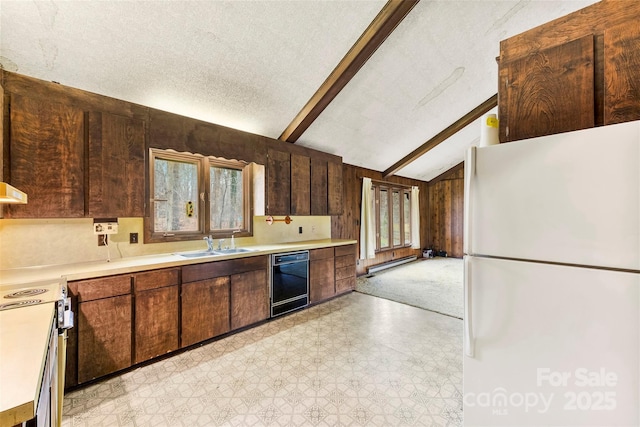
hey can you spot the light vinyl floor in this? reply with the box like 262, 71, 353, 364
62, 292, 463, 426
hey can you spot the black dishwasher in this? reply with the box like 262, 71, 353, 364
270, 251, 309, 317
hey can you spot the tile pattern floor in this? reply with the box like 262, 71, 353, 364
62, 293, 463, 426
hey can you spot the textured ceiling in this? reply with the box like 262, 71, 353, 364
297, 0, 598, 180
1, 0, 597, 182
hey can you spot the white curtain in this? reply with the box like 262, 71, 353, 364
410, 186, 420, 249
359, 177, 376, 259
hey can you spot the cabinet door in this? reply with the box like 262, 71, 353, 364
310, 158, 328, 215
267, 148, 290, 215
181, 277, 230, 347
327, 161, 343, 215
8, 94, 85, 218
290, 153, 310, 215
134, 285, 179, 364
604, 21, 640, 125
88, 112, 145, 217
310, 249, 335, 303
77, 295, 132, 383
499, 36, 594, 142
231, 269, 268, 330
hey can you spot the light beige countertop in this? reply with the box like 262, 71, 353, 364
0, 303, 55, 427
0, 238, 356, 425
0, 239, 356, 286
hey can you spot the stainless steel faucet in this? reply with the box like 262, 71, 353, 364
203, 235, 213, 251
231, 230, 241, 249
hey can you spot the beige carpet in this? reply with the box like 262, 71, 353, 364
356, 257, 463, 319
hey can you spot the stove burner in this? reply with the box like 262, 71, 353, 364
0, 299, 43, 310
3, 288, 49, 299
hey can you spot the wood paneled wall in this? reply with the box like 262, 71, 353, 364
331, 163, 429, 276
427, 163, 464, 259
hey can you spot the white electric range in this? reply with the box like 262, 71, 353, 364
0, 279, 66, 311
0, 278, 73, 427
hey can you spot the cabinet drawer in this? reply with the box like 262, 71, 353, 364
335, 254, 355, 269
336, 277, 355, 294
70, 275, 131, 302
182, 256, 268, 283
310, 247, 334, 261
334, 244, 355, 257
336, 265, 356, 281
133, 268, 179, 292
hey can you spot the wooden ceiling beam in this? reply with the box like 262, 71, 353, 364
382, 94, 498, 179
279, 0, 419, 143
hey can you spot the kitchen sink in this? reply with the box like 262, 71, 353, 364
176, 251, 217, 258
176, 248, 255, 258
212, 248, 254, 255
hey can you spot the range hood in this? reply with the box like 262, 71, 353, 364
0, 182, 28, 204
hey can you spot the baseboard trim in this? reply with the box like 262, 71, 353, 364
366, 256, 417, 274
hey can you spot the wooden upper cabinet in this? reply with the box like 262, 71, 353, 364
497, 1, 640, 140
7, 94, 85, 218
327, 161, 343, 215
290, 153, 310, 216
88, 112, 145, 217
604, 21, 640, 125
267, 147, 291, 215
310, 158, 328, 215
499, 35, 595, 142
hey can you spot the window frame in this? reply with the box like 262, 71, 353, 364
372, 183, 412, 252
146, 148, 253, 243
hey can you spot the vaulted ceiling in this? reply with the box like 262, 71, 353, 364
0, 0, 597, 181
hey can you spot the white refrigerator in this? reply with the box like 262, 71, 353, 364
463, 120, 640, 426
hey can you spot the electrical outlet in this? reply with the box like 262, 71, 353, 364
298, 226, 303, 234
130, 233, 138, 244
93, 221, 118, 235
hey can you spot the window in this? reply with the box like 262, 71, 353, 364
148, 149, 253, 242
372, 183, 412, 251
209, 164, 244, 231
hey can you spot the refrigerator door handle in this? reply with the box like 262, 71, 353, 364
463, 147, 476, 255
464, 256, 475, 357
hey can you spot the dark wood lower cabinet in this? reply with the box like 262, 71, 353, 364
335, 244, 356, 294
65, 250, 355, 388
77, 294, 132, 384
181, 277, 231, 347
134, 285, 179, 364
310, 248, 336, 303
231, 269, 269, 329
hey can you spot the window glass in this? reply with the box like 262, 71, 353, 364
404, 191, 411, 244
153, 157, 199, 232
380, 188, 389, 248
210, 165, 244, 231
148, 148, 255, 242
392, 191, 401, 246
